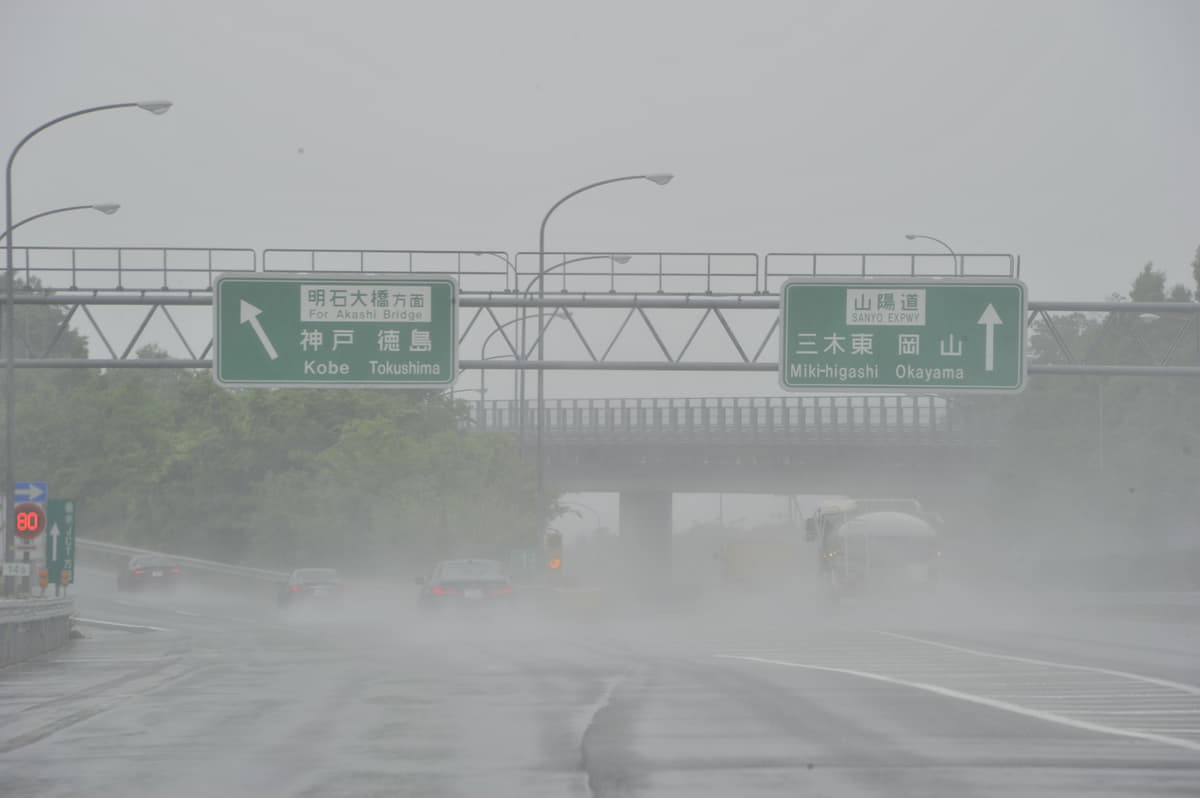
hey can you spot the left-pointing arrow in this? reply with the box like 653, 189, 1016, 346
240, 300, 279, 360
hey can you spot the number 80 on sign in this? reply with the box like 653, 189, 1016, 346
13, 503, 46, 539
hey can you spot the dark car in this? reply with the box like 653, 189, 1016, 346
117, 555, 183, 592
417, 559, 514, 611
278, 568, 344, 607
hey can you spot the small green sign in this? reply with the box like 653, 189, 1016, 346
508, 548, 544, 579
213, 273, 458, 388
779, 278, 1026, 392
46, 499, 76, 585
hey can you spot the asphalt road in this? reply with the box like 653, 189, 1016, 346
1, 568, 1197, 797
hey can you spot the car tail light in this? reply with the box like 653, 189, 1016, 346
133, 569, 144, 575
489, 586, 513, 594
431, 585, 457, 595
171, 568, 182, 573
290, 585, 301, 592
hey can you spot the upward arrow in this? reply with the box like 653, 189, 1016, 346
240, 300, 279, 360
977, 304, 1003, 372
50, 523, 60, 561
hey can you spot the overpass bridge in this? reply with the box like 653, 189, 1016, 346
466, 394, 1003, 576
468, 394, 997, 494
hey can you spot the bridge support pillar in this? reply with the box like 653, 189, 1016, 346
619, 491, 672, 594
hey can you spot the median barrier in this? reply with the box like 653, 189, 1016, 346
0, 597, 75, 667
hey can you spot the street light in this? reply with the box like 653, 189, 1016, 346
471, 251, 518, 293
905, 233, 959, 276
4, 100, 170, 596
535, 174, 673, 521
484, 310, 572, 430
522, 253, 632, 298
0, 203, 120, 242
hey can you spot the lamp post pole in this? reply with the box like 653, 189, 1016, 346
480, 311, 568, 429
534, 174, 672, 525
0, 203, 120, 243
905, 233, 959, 276
4, 100, 170, 596
517, 253, 630, 440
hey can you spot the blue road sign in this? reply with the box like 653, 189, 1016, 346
15, 482, 48, 504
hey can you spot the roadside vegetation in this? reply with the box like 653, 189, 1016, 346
8, 293, 541, 574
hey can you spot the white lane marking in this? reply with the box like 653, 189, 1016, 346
47, 658, 172, 664
876, 631, 1200, 696
174, 609, 203, 617
1071, 710, 1200, 715
717, 654, 1200, 754
73, 617, 174, 633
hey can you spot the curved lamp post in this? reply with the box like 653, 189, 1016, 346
485, 309, 572, 431
905, 233, 959, 276
0, 203, 120, 243
535, 175, 672, 515
4, 100, 170, 596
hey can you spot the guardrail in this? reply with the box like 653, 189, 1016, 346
0, 597, 75, 623
77, 538, 287, 582
0, 597, 75, 667
77, 538, 288, 602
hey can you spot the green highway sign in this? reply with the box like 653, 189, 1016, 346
214, 274, 458, 388
779, 278, 1026, 392
46, 499, 76, 585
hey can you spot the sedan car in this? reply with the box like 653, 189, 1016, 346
416, 558, 514, 611
278, 567, 344, 607
117, 555, 183, 592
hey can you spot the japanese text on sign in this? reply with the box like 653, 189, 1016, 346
846, 289, 926, 325
300, 285, 431, 323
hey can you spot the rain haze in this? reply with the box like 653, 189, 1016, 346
1, 1, 1198, 796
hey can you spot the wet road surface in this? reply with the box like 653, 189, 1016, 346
1, 570, 1197, 797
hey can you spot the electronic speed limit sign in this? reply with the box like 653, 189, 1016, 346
13, 502, 47, 540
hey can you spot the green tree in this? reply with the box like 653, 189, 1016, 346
1130, 262, 1166, 302
1192, 244, 1200, 296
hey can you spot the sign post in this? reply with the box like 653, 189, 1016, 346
779, 278, 1026, 392
213, 274, 458, 389
45, 499, 76, 595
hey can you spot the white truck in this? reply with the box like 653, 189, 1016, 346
806, 498, 943, 600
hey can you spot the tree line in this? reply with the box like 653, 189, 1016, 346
5, 294, 543, 575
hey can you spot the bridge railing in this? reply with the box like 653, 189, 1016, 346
468, 396, 996, 446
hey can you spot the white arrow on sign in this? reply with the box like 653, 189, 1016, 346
977, 304, 1003, 372
15, 483, 46, 502
240, 300, 279, 361
50, 523, 60, 561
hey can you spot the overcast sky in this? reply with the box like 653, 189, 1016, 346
5, 0, 1198, 300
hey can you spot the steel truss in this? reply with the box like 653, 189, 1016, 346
3, 247, 1198, 377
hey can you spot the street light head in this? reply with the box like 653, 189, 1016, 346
644, 173, 674, 186
91, 203, 120, 215
905, 234, 918, 240
613, 255, 632, 264
137, 100, 173, 115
